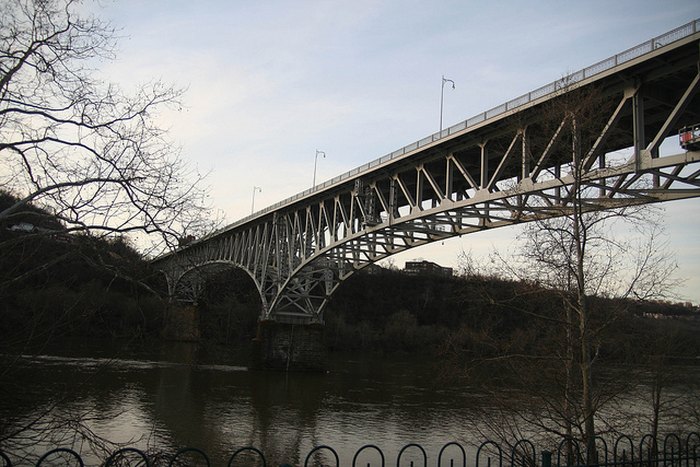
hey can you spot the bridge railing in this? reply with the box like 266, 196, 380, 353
2, 432, 698, 466
210, 19, 699, 239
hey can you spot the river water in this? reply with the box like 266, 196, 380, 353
0, 339, 697, 466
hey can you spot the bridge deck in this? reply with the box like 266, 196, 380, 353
211, 18, 700, 237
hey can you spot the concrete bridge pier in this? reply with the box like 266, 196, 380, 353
252, 320, 326, 372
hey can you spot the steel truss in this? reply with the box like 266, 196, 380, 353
155, 29, 700, 324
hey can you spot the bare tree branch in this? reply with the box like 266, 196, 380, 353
0, 0, 219, 252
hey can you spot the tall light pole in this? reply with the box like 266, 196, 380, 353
313, 149, 325, 187
251, 185, 261, 214
440, 75, 455, 133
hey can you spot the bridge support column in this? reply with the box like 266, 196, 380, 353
162, 303, 201, 342
252, 320, 326, 371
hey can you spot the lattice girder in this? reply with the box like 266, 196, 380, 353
153, 32, 700, 323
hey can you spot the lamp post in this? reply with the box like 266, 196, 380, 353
313, 149, 325, 187
440, 75, 455, 133
251, 186, 261, 214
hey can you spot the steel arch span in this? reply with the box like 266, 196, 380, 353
168, 260, 267, 310
154, 20, 700, 324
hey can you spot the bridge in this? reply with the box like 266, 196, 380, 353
154, 20, 700, 365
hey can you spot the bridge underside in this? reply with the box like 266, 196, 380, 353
155, 29, 700, 325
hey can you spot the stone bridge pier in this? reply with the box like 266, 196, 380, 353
252, 320, 326, 372
162, 303, 201, 342
163, 266, 327, 371
162, 302, 326, 371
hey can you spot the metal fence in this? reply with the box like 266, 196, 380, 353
1, 432, 698, 467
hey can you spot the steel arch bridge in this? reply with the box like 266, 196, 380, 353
153, 20, 700, 324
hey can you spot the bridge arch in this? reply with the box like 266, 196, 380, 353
154, 22, 700, 325
169, 260, 268, 314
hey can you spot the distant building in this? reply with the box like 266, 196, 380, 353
8, 222, 37, 233
404, 260, 453, 277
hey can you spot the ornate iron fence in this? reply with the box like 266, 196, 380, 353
1, 433, 698, 466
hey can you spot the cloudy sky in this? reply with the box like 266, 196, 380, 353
94, 0, 700, 302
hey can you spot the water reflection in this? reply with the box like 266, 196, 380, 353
1, 340, 696, 466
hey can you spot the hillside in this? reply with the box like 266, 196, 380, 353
0, 191, 167, 349
322, 268, 700, 360
2, 190, 698, 363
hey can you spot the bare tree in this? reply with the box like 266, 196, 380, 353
0, 0, 214, 254
507, 86, 678, 460
450, 84, 682, 460
0, 0, 218, 461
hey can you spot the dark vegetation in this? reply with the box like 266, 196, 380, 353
2, 191, 699, 364
326, 268, 700, 360
0, 192, 167, 351
197, 268, 261, 343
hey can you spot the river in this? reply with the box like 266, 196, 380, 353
1, 339, 697, 466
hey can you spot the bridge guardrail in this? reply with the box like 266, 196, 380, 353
208, 19, 699, 240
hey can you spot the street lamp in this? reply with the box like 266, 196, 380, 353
313, 149, 325, 187
251, 186, 261, 214
440, 75, 455, 133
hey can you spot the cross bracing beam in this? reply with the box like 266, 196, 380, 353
153, 23, 700, 324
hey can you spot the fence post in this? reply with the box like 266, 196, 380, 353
542, 451, 552, 467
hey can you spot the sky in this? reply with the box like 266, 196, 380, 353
93, 0, 700, 303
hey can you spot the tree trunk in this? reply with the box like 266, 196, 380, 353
572, 120, 597, 463
564, 303, 575, 464
578, 295, 597, 463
